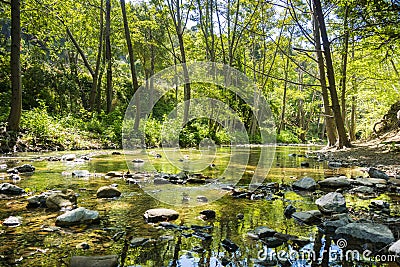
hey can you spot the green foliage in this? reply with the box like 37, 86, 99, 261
276, 130, 300, 144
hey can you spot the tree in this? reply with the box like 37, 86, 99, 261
7, 0, 21, 131
311, 1, 336, 146
105, 0, 112, 113
120, 0, 140, 130
313, 0, 350, 148
165, 0, 192, 124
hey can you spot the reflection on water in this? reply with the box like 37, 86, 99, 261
0, 146, 396, 266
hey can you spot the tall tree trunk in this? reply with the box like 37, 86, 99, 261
278, 52, 290, 135
312, 2, 337, 146
8, 0, 22, 131
339, 4, 349, 122
105, 0, 112, 114
349, 34, 357, 141
120, 0, 140, 130
89, 0, 104, 111
313, 0, 350, 148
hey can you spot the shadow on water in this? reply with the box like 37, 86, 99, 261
0, 146, 398, 266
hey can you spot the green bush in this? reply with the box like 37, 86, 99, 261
276, 130, 300, 144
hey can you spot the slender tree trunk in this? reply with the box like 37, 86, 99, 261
313, 0, 350, 148
89, 0, 104, 111
8, 0, 21, 131
349, 34, 356, 141
312, 2, 337, 146
105, 0, 112, 113
278, 53, 290, 135
339, 4, 349, 122
96, 37, 106, 113
120, 0, 140, 130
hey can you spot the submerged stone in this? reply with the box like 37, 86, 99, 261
72, 170, 90, 177
55, 207, 99, 227
292, 210, 321, 225
316, 192, 347, 214
15, 164, 35, 173
0, 183, 25, 195
254, 226, 276, 238
69, 255, 118, 267
335, 223, 394, 245
368, 167, 389, 180
318, 176, 351, 188
143, 208, 179, 223
2, 216, 21, 227
292, 177, 317, 191
46, 190, 77, 210
96, 186, 121, 198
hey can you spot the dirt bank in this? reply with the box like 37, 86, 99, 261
318, 130, 400, 175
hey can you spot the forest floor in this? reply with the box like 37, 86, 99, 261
318, 129, 400, 174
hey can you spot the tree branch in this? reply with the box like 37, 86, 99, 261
0, 0, 11, 5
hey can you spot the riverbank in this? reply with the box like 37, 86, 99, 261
317, 130, 400, 174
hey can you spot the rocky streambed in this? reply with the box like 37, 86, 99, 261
0, 147, 400, 266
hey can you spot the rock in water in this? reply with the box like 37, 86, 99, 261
200, 210, 216, 220
46, 190, 77, 210
143, 208, 179, 223
368, 168, 389, 180
335, 223, 394, 246
61, 154, 76, 161
0, 183, 25, 195
2, 216, 21, 227
292, 177, 317, 191
292, 210, 322, 225
55, 207, 99, 227
15, 164, 35, 173
284, 205, 296, 218
72, 170, 90, 177
96, 186, 121, 198
350, 186, 374, 194
254, 226, 276, 238
328, 162, 342, 168
221, 239, 239, 252
300, 162, 310, 168
315, 192, 347, 214
389, 240, 400, 254
70, 255, 118, 267
318, 176, 351, 188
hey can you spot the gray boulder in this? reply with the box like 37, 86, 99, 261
292, 177, 317, 191
61, 154, 76, 161
27, 191, 54, 208
15, 164, 35, 173
351, 178, 374, 187
70, 255, 118, 267
318, 176, 351, 188
72, 170, 90, 177
2, 216, 21, 227
143, 208, 179, 223
365, 178, 387, 185
96, 186, 121, 198
254, 226, 277, 238
388, 240, 400, 254
368, 168, 389, 180
55, 207, 99, 227
350, 186, 375, 194
335, 223, 394, 245
292, 210, 322, 225
284, 204, 296, 218
0, 183, 25, 195
46, 190, 77, 210
316, 192, 347, 214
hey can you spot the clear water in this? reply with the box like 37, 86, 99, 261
0, 146, 397, 267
